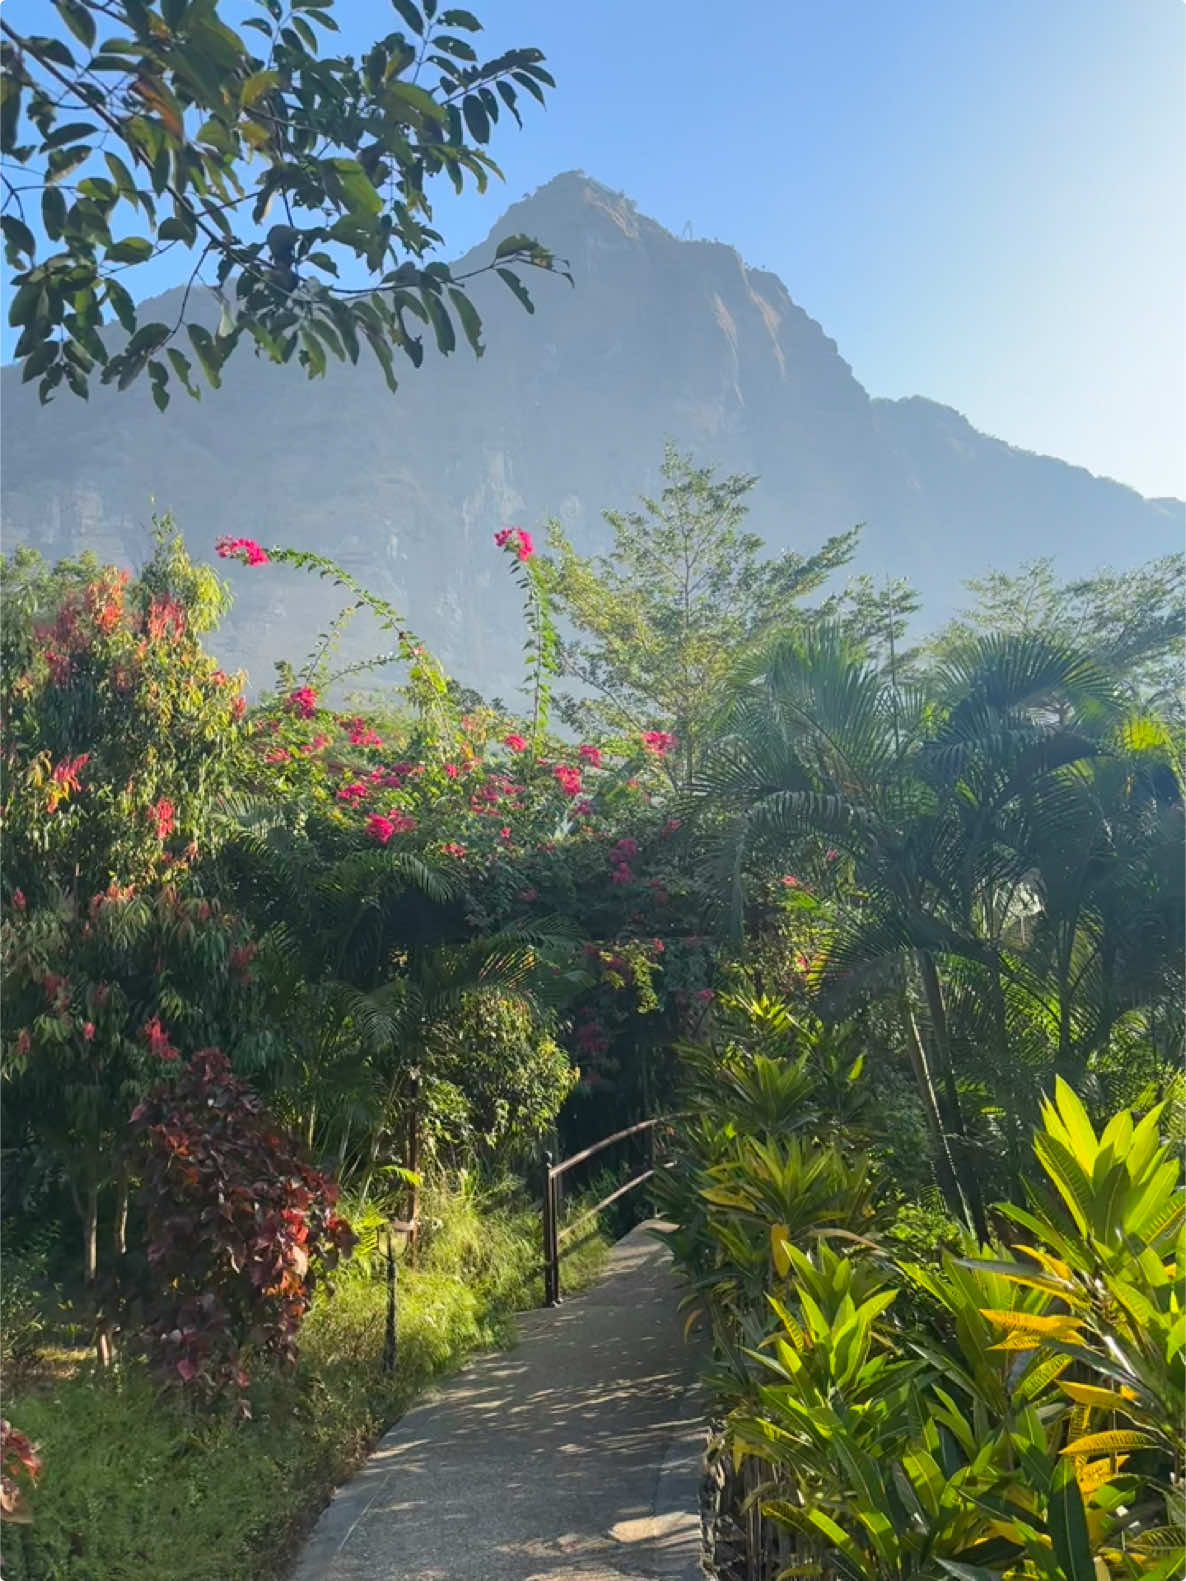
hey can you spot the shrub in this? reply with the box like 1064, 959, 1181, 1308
127, 1048, 355, 1405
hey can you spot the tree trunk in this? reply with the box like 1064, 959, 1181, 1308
83, 1176, 99, 1286
82, 1175, 113, 1368
406, 1076, 421, 1266
904, 1005, 971, 1224
114, 1167, 129, 1258
916, 952, 989, 1241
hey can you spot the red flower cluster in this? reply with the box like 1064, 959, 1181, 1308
287, 686, 318, 719
578, 743, 602, 767
336, 782, 368, 803
367, 811, 416, 843
341, 717, 383, 749
145, 594, 186, 641
142, 1014, 179, 1061
215, 536, 269, 566
1, 1420, 42, 1524
503, 733, 527, 753
553, 764, 582, 798
493, 527, 535, 561
151, 798, 175, 840
441, 842, 467, 858
641, 730, 677, 755
610, 836, 637, 885
50, 752, 90, 790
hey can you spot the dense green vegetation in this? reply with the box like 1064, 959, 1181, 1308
2, 0, 565, 403
1, 451, 1181, 1578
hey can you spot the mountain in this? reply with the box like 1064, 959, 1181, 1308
3, 171, 1181, 698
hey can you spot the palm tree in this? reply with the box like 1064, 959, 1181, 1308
691, 625, 1182, 1235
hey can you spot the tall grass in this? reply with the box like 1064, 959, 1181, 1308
0, 1172, 610, 1581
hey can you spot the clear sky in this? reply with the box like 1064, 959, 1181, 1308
6, 0, 1184, 498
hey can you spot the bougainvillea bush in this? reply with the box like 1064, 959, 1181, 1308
0, 529, 287, 1303
214, 528, 727, 1152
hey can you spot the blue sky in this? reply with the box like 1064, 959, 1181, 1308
6, 0, 1183, 498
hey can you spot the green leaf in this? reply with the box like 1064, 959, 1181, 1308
166, 347, 201, 399
325, 158, 382, 217
389, 0, 425, 35
104, 279, 137, 333
158, 212, 197, 244
41, 120, 99, 150
187, 323, 223, 388
106, 236, 155, 264
148, 358, 170, 410
41, 187, 68, 240
496, 267, 534, 314
461, 93, 489, 143
21, 341, 59, 384
1, 215, 36, 260
47, 144, 92, 182
494, 231, 539, 261
53, 0, 97, 49
1048, 1460, 1094, 1581
447, 287, 483, 356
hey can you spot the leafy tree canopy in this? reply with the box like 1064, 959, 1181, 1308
538, 445, 863, 785
1, 0, 564, 405
928, 555, 1185, 713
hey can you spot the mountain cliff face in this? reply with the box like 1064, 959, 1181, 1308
3, 171, 1181, 696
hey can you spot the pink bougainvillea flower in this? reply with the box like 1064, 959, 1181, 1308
577, 743, 602, 767
287, 686, 318, 719
151, 798, 175, 840
825, 848, 840, 862
336, 782, 368, 803
641, 730, 677, 755
500, 826, 513, 841
553, 764, 582, 797
211, 669, 229, 688
264, 748, 290, 763
142, 1014, 179, 1061
781, 875, 800, 888
441, 842, 467, 858
215, 535, 269, 566
494, 526, 534, 561
444, 762, 460, 779
366, 815, 395, 844
11, 889, 25, 912
231, 696, 246, 720
385, 811, 416, 834
503, 733, 527, 753
610, 865, 634, 885
82, 1022, 95, 1041
612, 837, 639, 860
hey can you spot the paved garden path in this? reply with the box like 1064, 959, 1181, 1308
289, 1220, 707, 1581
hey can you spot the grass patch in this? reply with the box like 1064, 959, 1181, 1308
0, 1175, 610, 1581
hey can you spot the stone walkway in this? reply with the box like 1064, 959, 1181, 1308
289, 1220, 707, 1581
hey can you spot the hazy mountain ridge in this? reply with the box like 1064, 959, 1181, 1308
3, 171, 1180, 696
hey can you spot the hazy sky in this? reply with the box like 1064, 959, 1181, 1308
7, 0, 1184, 498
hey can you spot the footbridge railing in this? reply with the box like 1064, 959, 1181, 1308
541, 1116, 672, 1305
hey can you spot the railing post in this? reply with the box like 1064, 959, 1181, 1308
542, 1150, 559, 1307
382, 1224, 397, 1375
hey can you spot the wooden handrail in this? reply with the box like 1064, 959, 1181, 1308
540, 1116, 671, 1305
548, 1116, 666, 1180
